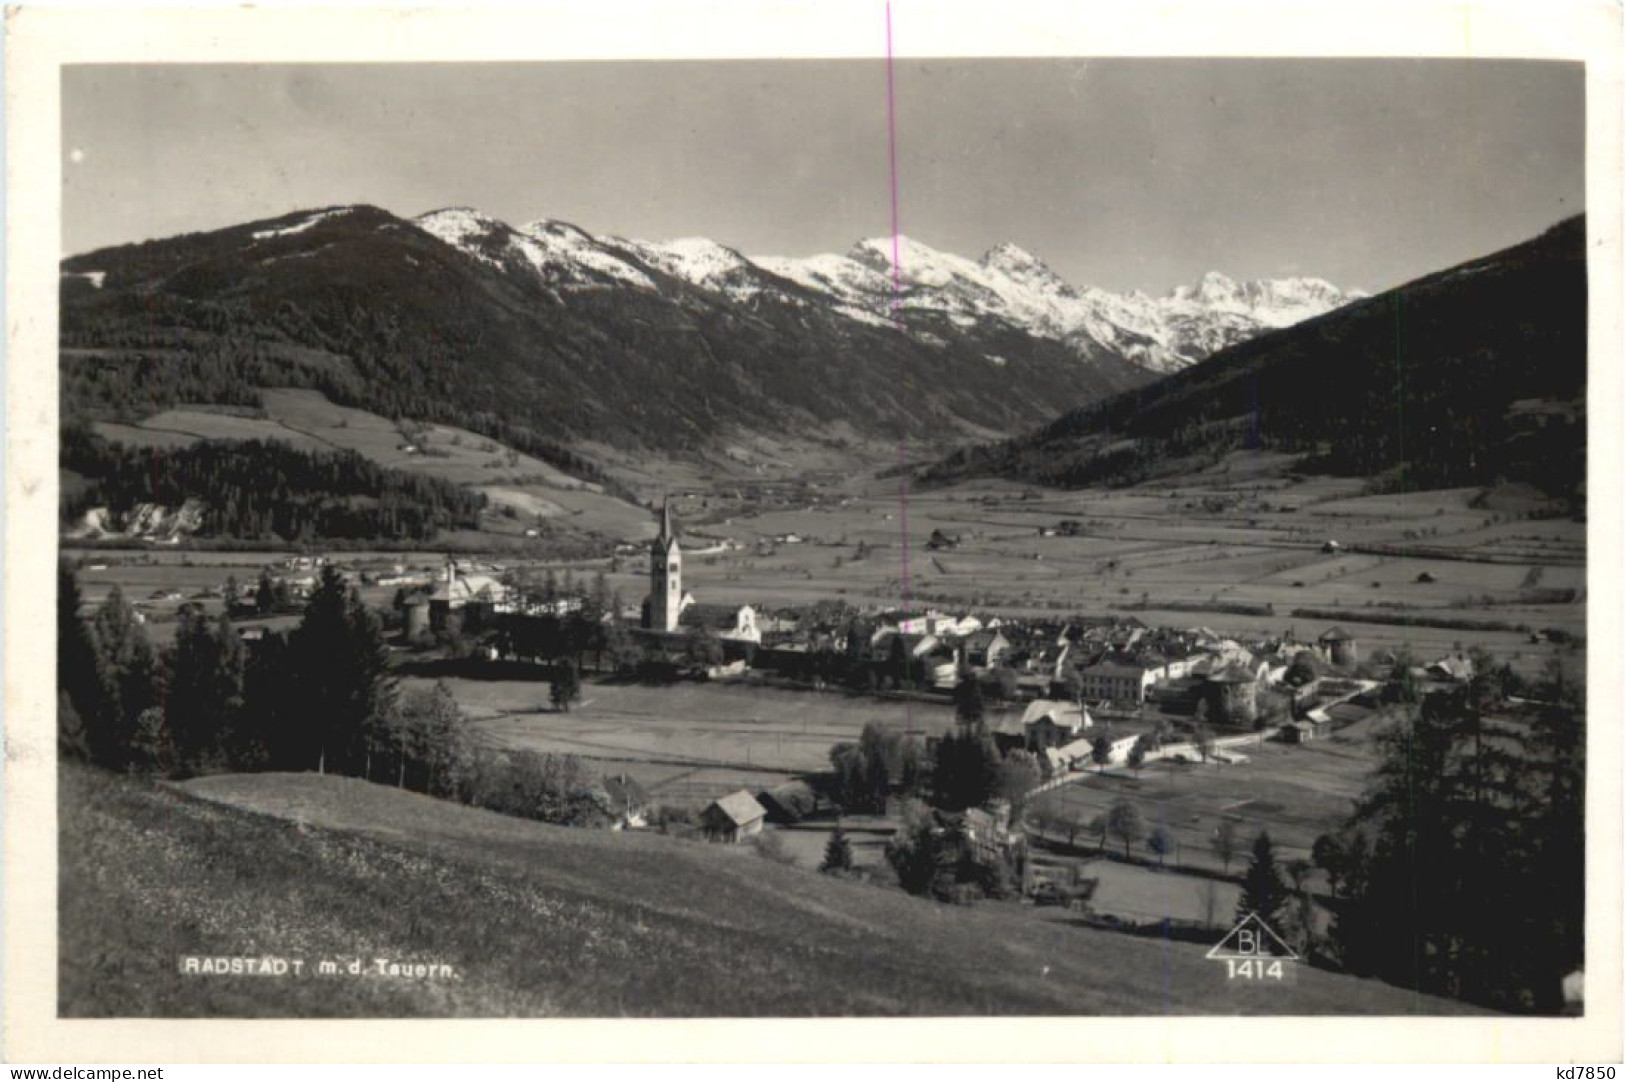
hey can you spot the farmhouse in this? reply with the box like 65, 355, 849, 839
700, 790, 767, 844
1021, 699, 1090, 750
963, 629, 1011, 669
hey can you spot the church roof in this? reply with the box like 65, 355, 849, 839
652, 498, 680, 553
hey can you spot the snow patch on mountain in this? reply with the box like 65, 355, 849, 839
614, 236, 759, 297
517, 219, 655, 290
415, 208, 507, 268
63, 269, 106, 289
251, 208, 352, 242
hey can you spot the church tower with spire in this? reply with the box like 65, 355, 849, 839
648, 497, 682, 632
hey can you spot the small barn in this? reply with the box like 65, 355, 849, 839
1278, 720, 1316, 745
701, 790, 767, 844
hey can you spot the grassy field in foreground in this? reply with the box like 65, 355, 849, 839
58, 764, 1483, 1018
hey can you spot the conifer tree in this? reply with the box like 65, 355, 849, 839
56, 562, 104, 762
820, 825, 854, 874
162, 605, 247, 775
550, 662, 581, 713
1237, 830, 1289, 928
288, 566, 397, 777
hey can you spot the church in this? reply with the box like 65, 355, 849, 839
645, 498, 685, 632
641, 499, 760, 647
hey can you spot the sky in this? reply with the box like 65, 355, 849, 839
62, 58, 1584, 294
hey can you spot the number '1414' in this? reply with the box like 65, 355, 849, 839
1225, 959, 1286, 980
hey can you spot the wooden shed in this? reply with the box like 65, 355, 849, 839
701, 790, 768, 844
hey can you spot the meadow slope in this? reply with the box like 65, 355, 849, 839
58, 765, 1481, 1018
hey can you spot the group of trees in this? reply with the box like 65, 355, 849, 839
884, 800, 1020, 903
1311, 656, 1584, 1013
827, 723, 926, 814
61, 562, 416, 779
62, 425, 485, 543
57, 561, 634, 829
839, 679, 1053, 901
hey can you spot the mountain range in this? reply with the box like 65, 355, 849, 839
920, 216, 1587, 500
422, 207, 1362, 374
60, 204, 1357, 459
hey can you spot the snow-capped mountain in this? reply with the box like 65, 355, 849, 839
414, 207, 1360, 375
417, 207, 658, 291
757, 236, 1362, 373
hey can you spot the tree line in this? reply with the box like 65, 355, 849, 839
57, 562, 635, 829
1311, 655, 1583, 1013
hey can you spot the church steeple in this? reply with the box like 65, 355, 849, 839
655, 496, 677, 551
647, 496, 682, 632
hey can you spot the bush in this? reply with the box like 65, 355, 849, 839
752, 830, 798, 865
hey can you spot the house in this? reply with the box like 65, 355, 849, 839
1031, 640, 1072, 682
921, 648, 961, 689
1052, 735, 1098, 771
1021, 699, 1090, 751
428, 557, 510, 631
926, 528, 960, 551
963, 629, 1010, 669
960, 805, 1019, 866
1160, 650, 1202, 681
700, 790, 767, 843
988, 711, 1031, 755
680, 602, 763, 645
936, 614, 984, 638
872, 630, 942, 665
1427, 655, 1475, 683
1279, 716, 1329, 744
1078, 657, 1156, 704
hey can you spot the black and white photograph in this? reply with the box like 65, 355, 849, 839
5, 0, 1622, 1066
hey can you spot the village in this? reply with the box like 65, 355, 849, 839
68, 492, 1555, 951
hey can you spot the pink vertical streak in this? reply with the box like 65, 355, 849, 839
886, 0, 912, 609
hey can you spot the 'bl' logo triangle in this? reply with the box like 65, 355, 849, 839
1206, 912, 1299, 960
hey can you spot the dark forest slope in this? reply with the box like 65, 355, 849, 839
921, 217, 1586, 500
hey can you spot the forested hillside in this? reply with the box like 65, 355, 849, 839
922, 217, 1586, 501
62, 425, 485, 542
60, 205, 1150, 462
